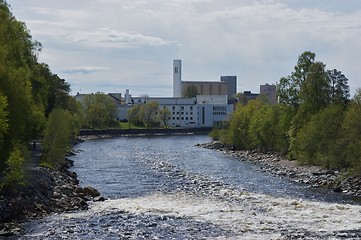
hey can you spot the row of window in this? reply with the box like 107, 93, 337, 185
172, 112, 193, 115
168, 117, 194, 121
213, 106, 226, 111
172, 106, 193, 110
213, 112, 227, 115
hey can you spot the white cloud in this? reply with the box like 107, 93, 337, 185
62, 66, 110, 75
8, 0, 361, 96
68, 28, 173, 48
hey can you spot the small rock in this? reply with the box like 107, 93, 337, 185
93, 196, 106, 202
82, 186, 101, 197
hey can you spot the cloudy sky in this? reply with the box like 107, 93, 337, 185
7, 0, 361, 97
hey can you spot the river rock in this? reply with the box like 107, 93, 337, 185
93, 196, 106, 202
81, 186, 101, 198
198, 141, 361, 199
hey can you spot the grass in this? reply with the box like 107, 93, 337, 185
118, 122, 146, 129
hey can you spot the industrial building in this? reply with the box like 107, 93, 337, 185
173, 59, 237, 98
76, 58, 277, 129
118, 93, 233, 128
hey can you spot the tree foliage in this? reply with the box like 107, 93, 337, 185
42, 109, 78, 167
216, 50, 360, 174
183, 85, 199, 98
139, 101, 159, 129
159, 107, 171, 128
291, 104, 345, 168
277, 51, 315, 106
127, 104, 142, 128
341, 89, 361, 174
0, 93, 8, 146
299, 62, 330, 113
327, 69, 350, 105
81, 93, 118, 129
0, 1, 75, 189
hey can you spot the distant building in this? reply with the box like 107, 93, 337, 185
173, 59, 182, 98
242, 91, 259, 102
172, 59, 237, 98
220, 76, 237, 97
75, 59, 278, 129
182, 80, 229, 97
119, 93, 233, 128
260, 84, 277, 105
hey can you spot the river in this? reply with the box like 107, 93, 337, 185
20, 135, 361, 239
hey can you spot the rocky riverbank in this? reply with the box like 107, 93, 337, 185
0, 158, 104, 237
198, 141, 361, 199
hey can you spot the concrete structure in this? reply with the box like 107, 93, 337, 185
237, 84, 277, 105
221, 76, 237, 97
182, 80, 228, 97
260, 84, 277, 105
173, 59, 182, 98
243, 91, 259, 102
120, 94, 233, 128
172, 59, 237, 98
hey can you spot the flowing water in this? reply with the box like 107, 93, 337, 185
20, 135, 361, 239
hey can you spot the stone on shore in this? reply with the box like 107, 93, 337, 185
198, 141, 361, 198
0, 158, 104, 236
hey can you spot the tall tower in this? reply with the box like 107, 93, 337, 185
173, 59, 182, 98
220, 76, 237, 97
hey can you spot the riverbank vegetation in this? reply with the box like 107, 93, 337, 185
0, 1, 79, 190
211, 51, 361, 176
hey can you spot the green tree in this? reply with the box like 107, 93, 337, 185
299, 62, 330, 113
341, 89, 361, 174
277, 51, 316, 106
327, 69, 350, 105
0, 93, 8, 145
159, 107, 171, 128
0, 1, 44, 170
224, 99, 264, 149
288, 61, 331, 159
42, 109, 77, 167
139, 101, 159, 129
127, 104, 142, 128
2, 144, 27, 188
183, 85, 198, 98
81, 93, 118, 129
292, 104, 345, 168
0, 1, 76, 189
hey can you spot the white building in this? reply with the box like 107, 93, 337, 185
173, 59, 182, 98
119, 94, 233, 128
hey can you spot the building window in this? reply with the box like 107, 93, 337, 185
175, 67, 178, 73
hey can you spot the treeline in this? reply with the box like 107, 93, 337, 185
127, 101, 171, 129
0, 1, 80, 189
211, 51, 361, 175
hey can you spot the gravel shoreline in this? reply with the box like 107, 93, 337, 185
197, 141, 361, 200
